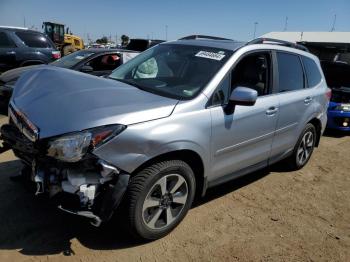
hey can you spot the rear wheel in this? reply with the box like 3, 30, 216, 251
287, 123, 316, 170
127, 160, 196, 240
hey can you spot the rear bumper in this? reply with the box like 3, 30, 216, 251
327, 110, 350, 131
0, 123, 130, 226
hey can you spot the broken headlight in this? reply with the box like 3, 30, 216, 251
47, 125, 126, 162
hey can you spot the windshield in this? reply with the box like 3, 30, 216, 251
50, 51, 95, 68
109, 44, 233, 100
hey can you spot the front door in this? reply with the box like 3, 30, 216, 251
209, 51, 279, 183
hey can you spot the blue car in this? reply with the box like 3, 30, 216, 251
321, 60, 350, 131
327, 87, 350, 130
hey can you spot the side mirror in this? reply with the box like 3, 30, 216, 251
224, 86, 258, 114
80, 65, 93, 73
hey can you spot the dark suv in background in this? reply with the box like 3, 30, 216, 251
125, 38, 164, 52
0, 26, 60, 72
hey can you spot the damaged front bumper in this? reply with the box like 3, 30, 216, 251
0, 123, 130, 226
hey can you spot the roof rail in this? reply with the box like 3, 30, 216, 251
0, 25, 28, 30
247, 38, 309, 52
179, 35, 233, 41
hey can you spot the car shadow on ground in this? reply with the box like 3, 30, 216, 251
323, 128, 349, 138
194, 162, 288, 208
0, 160, 145, 256
0, 159, 288, 256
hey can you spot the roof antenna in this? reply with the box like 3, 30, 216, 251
330, 14, 336, 32
283, 16, 288, 31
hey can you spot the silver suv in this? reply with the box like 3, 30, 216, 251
0, 37, 330, 240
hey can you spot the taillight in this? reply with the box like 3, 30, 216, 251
325, 88, 332, 101
52, 51, 61, 60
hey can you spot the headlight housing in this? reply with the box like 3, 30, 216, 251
47, 125, 126, 162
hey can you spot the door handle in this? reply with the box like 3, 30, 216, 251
304, 96, 313, 104
266, 106, 278, 115
6, 51, 16, 55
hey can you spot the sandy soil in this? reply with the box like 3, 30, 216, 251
0, 114, 349, 262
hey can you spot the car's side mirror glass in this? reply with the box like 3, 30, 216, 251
224, 86, 258, 114
80, 65, 93, 73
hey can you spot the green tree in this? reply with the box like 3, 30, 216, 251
121, 34, 130, 47
96, 36, 108, 44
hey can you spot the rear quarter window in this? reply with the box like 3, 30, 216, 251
302, 56, 322, 87
15, 31, 54, 48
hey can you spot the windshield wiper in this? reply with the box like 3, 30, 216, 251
108, 77, 147, 91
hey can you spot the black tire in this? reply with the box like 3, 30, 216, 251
127, 160, 196, 240
287, 123, 316, 170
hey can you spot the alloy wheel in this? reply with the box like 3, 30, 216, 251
297, 131, 314, 166
142, 174, 188, 230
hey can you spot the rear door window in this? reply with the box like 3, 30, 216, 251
277, 52, 304, 92
302, 56, 322, 87
16, 31, 54, 48
0, 32, 16, 48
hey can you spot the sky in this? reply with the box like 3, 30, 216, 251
0, 0, 349, 43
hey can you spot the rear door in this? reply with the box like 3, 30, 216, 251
270, 51, 315, 160
0, 31, 17, 71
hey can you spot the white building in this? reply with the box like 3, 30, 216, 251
261, 32, 350, 61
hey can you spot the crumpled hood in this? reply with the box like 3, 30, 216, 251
11, 66, 178, 139
0, 65, 45, 84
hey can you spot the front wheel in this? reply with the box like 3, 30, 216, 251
127, 160, 196, 240
287, 123, 316, 170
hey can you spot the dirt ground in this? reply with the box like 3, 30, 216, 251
0, 113, 349, 262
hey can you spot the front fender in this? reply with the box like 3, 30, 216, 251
93, 110, 211, 178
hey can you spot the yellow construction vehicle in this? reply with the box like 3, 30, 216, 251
42, 22, 84, 56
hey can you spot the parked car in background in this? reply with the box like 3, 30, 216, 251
321, 60, 350, 130
0, 26, 60, 72
0, 37, 329, 240
0, 49, 140, 105
125, 38, 164, 52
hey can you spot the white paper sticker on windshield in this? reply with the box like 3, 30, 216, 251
75, 55, 85, 60
195, 51, 225, 61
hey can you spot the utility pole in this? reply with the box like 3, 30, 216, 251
253, 22, 258, 39
165, 25, 168, 41
23, 16, 26, 27
330, 14, 337, 32
283, 16, 288, 31
115, 33, 118, 45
